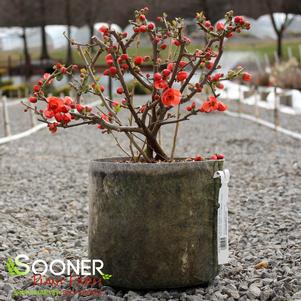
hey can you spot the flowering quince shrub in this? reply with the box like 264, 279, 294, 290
23, 8, 251, 163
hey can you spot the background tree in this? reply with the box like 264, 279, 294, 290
269, 12, 294, 60
65, 0, 73, 65
39, 0, 50, 61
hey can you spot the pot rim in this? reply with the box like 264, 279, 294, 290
92, 157, 224, 164
90, 157, 224, 172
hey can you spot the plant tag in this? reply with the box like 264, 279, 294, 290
214, 169, 230, 265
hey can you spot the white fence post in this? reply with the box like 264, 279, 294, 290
238, 85, 243, 115
29, 109, 37, 128
17, 88, 21, 99
274, 51, 279, 64
254, 87, 259, 120
1, 96, 11, 137
25, 86, 30, 99
255, 56, 264, 73
274, 87, 280, 130
287, 47, 293, 60
264, 53, 270, 70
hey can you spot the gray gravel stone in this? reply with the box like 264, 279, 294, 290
186, 295, 204, 301
248, 284, 261, 298
260, 288, 274, 301
213, 291, 227, 300
224, 286, 240, 300
292, 290, 301, 300
2, 283, 13, 294
1, 102, 301, 300
106, 296, 125, 301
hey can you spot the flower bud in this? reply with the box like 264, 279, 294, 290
29, 96, 37, 103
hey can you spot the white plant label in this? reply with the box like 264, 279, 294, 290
214, 169, 230, 265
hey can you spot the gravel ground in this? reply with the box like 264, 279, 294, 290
0, 102, 31, 137
0, 105, 301, 301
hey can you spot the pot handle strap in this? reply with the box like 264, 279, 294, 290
214, 169, 230, 265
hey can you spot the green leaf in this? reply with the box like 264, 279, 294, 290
114, 105, 121, 113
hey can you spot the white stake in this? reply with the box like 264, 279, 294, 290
238, 85, 242, 115
287, 47, 293, 60
274, 87, 280, 129
29, 109, 36, 128
254, 88, 259, 119
255, 55, 263, 73
274, 51, 279, 64
17, 88, 21, 99
264, 53, 270, 69
25, 86, 29, 98
1, 96, 11, 137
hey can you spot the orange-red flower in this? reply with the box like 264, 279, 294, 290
29, 96, 37, 103
161, 88, 181, 107
64, 96, 74, 108
176, 71, 188, 82
44, 110, 54, 119
167, 63, 174, 71
97, 113, 110, 129
216, 22, 225, 31
47, 97, 64, 113
200, 96, 219, 113
242, 72, 252, 81
134, 56, 144, 65
98, 25, 109, 34
48, 122, 58, 133
101, 113, 109, 122
44, 96, 74, 125
105, 54, 113, 66
116, 87, 124, 94
218, 102, 227, 111
154, 79, 168, 90
43, 73, 53, 84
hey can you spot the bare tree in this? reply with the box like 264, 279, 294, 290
40, 0, 50, 61
266, 1, 294, 60
270, 13, 294, 60
65, 0, 73, 65
15, 0, 31, 78
86, 0, 98, 39
20, 27, 31, 78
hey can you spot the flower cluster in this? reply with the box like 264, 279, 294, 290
39, 94, 93, 133
194, 153, 224, 161
23, 8, 251, 163
196, 12, 251, 38
199, 96, 227, 113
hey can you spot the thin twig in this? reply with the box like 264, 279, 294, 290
110, 31, 152, 90
77, 46, 117, 118
181, 37, 225, 105
111, 131, 131, 157
170, 104, 181, 159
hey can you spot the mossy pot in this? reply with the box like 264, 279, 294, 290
88, 158, 224, 290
